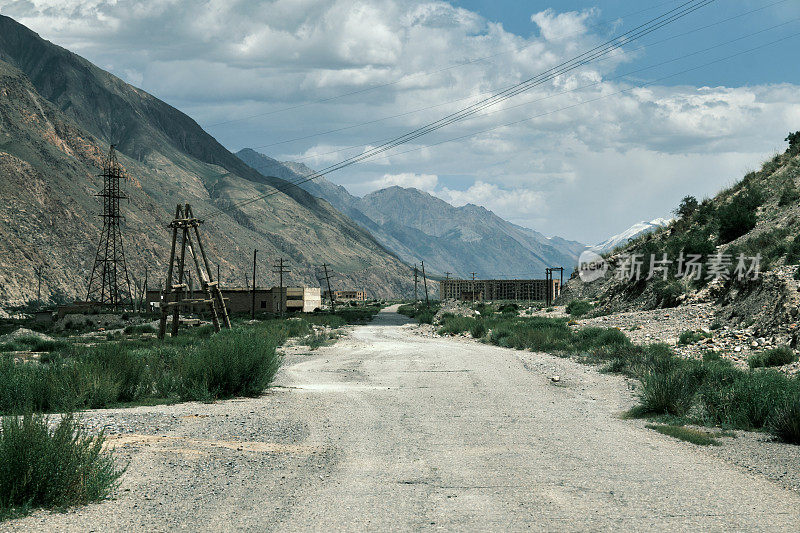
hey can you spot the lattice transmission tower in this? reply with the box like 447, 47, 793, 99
86, 145, 133, 309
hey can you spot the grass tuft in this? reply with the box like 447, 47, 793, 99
749, 347, 797, 369
566, 300, 592, 317
0, 413, 123, 520
645, 424, 721, 446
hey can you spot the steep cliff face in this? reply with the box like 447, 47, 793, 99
0, 16, 414, 305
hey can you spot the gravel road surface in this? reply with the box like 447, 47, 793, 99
5, 306, 800, 531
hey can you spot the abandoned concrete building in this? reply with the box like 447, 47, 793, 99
324, 290, 367, 302
145, 287, 322, 314
439, 278, 561, 302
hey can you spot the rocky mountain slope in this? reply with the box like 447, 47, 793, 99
237, 149, 585, 278
565, 135, 800, 337
0, 15, 414, 306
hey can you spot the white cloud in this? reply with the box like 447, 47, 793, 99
436, 181, 545, 224
366, 172, 438, 192
531, 8, 598, 42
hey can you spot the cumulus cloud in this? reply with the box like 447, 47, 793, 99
436, 181, 546, 224
367, 172, 439, 191
1, 0, 797, 243
531, 8, 598, 42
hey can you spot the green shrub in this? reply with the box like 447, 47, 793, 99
699, 367, 799, 430
469, 321, 486, 339
0, 413, 123, 519
674, 195, 699, 219
566, 300, 592, 317
438, 316, 478, 336
717, 187, 762, 244
770, 393, 800, 444
778, 183, 800, 206
497, 303, 519, 314
2, 336, 68, 353
178, 328, 282, 401
123, 324, 157, 335
638, 358, 701, 416
652, 280, 683, 308
678, 330, 711, 345
749, 347, 797, 369
398, 303, 440, 324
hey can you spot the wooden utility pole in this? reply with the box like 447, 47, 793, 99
421, 261, 430, 308
251, 249, 258, 319
321, 263, 336, 313
143, 267, 148, 308
158, 204, 231, 339
273, 259, 291, 316
217, 264, 220, 286
444, 272, 451, 280
34, 264, 46, 307
413, 265, 419, 302
545, 268, 553, 306
552, 267, 564, 300
471, 272, 477, 303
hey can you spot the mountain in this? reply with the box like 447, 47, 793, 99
236, 149, 586, 279
0, 15, 414, 306
591, 218, 672, 254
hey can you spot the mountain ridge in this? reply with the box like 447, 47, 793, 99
0, 15, 414, 305
236, 148, 586, 279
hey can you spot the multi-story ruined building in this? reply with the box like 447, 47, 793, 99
439, 278, 560, 302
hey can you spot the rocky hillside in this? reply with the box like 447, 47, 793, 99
237, 148, 585, 278
0, 15, 414, 306
565, 134, 800, 337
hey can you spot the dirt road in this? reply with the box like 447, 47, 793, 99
6, 306, 800, 531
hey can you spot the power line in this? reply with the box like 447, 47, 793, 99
205, 0, 716, 219
250, 0, 791, 154
343, 31, 800, 168
207, 0, 690, 128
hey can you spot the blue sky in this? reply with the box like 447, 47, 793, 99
456, 0, 800, 86
1, 0, 799, 243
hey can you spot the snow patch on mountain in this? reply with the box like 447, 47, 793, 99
591, 218, 672, 254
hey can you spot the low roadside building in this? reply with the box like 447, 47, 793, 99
439, 278, 560, 302
145, 286, 322, 314
323, 290, 367, 302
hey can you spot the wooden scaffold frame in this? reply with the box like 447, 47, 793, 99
158, 204, 231, 339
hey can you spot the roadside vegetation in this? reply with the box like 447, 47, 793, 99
0, 414, 123, 520
0, 305, 381, 520
398, 302, 441, 324
644, 424, 723, 446
436, 312, 800, 444
566, 299, 593, 317
0, 308, 381, 414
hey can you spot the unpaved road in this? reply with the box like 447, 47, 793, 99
6, 306, 800, 531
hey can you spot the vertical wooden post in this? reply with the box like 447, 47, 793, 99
421, 261, 430, 309
251, 249, 257, 319
158, 204, 182, 339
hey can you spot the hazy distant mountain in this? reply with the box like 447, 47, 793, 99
0, 15, 413, 305
237, 149, 585, 278
591, 218, 672, 254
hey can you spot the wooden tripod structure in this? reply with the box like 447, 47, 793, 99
158, 204, 231, 339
